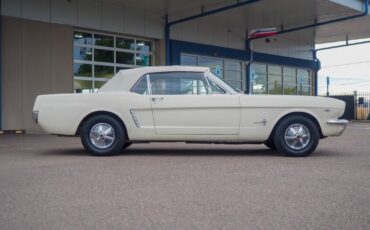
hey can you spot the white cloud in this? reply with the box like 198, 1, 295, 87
317, 43, 370, 94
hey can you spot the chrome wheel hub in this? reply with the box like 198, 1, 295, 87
284, 124, 310, 150
89, 123, 115, 149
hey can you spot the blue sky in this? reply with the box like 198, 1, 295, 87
316, 39, 370, 94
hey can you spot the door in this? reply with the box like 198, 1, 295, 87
149, 71, 240, 135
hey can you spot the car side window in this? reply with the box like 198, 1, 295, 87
149, 72, 210, 95
208, 79, 227, 94
131, 76, 149, 95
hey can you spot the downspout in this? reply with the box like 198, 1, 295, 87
164, 0, 262, 65
246, 0, 369, 94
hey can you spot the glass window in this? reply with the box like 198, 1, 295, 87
150, 72, 209, 95
131, 76, 148, 95
269, 74, 282, 84
94, 49, 114, 63
225, 60, 241, 71
284, 85, 297, 95
95, 65, 114, 79
94, 34, 114, 47
74, 32, 92, 45
283, 67, 296, 76
136, 40, 152, 52
226, 80, 242, 91
116, 37, 135, 50
181, 55, 197, 66
225, 70, 242, 81
117, 52, 135, 65
198, 57, 223, 68
253, 63, 267, 74
253, 82, 267, 94
73, 30, 154, 92
74, 47, 92, 61
74, 63, 92, 77
268, 84, 283, 94
268, 65, 282, 75
136, 53, 151, 66
209, 80, 226, 94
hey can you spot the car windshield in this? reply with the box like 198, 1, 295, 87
206, 71, 241, 94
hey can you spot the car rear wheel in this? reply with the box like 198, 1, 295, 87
80, 115, 125, 156
273, 115, 319, 157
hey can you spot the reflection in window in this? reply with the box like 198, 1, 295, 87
94, 49, 114, 63
94, 34, 114, 47
116, 52, 135, 65
74, 47, 92, 61
73, 31, 154, 92
150, 72, 209, 95
182, 55, 243, 91
252, 63, 312, 95
74, 32, 92, 45
74, 63, 92, 77
116, 38, 135, 50
94, 65, 114, 79
136, 53, 151, 66
131, 76, 148, 95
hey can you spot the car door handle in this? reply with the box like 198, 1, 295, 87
151, 97, 164, 102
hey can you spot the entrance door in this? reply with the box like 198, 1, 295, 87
149, 71, 240, 135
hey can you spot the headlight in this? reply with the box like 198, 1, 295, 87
32, 111, 39, 123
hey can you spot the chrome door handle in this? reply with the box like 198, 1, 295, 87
151, 97, 164, 102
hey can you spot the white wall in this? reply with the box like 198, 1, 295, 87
1, 0, 164, 39
1, 0, 314, 60
171, 19, 314, 60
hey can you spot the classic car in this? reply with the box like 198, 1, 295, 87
32, 66, 348, 157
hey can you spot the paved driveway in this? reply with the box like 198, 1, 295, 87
0, 123, 369, 229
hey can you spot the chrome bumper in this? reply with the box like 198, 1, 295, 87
327, 119, 349, 135
32, 111, 39, 124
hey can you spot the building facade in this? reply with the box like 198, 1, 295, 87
1, 0, 369, 132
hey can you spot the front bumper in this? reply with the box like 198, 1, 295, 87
327, 119, 349, 135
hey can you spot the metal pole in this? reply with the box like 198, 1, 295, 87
326, 76, 330, 96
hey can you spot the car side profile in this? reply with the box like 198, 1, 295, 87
33, 66, 348, 157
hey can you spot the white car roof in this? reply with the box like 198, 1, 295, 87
99, 66, 209, 92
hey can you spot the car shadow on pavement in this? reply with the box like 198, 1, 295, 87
40, 147, 281, 157
124, 148, 280, 157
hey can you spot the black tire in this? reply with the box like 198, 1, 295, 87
273, 115, 320, 157
122, 142, 132, 149
264, 139, 276, 150
80, 115, 125, 156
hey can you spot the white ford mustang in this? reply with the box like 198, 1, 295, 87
33, 66, 348, 157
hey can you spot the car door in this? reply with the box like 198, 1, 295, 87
149, 71, 240, 135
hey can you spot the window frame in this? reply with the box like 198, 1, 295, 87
130, 71, 236, 96
73, 29, 154, 93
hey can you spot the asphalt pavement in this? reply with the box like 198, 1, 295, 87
0, 123, 369, 230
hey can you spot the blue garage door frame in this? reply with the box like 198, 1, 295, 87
170, 39, 319, 94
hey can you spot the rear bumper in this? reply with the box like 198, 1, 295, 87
327, 119, 349, 136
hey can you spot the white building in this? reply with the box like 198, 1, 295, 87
1, 0, 370, 132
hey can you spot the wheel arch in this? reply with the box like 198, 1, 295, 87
75, 110, 129, 140
268, 112, 324, 141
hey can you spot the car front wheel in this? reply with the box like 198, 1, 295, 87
80, 115, 125, 156
273, 115, 320, 157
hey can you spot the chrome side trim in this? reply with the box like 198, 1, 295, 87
327, 119, 349, 125
130, 109, 141, 128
